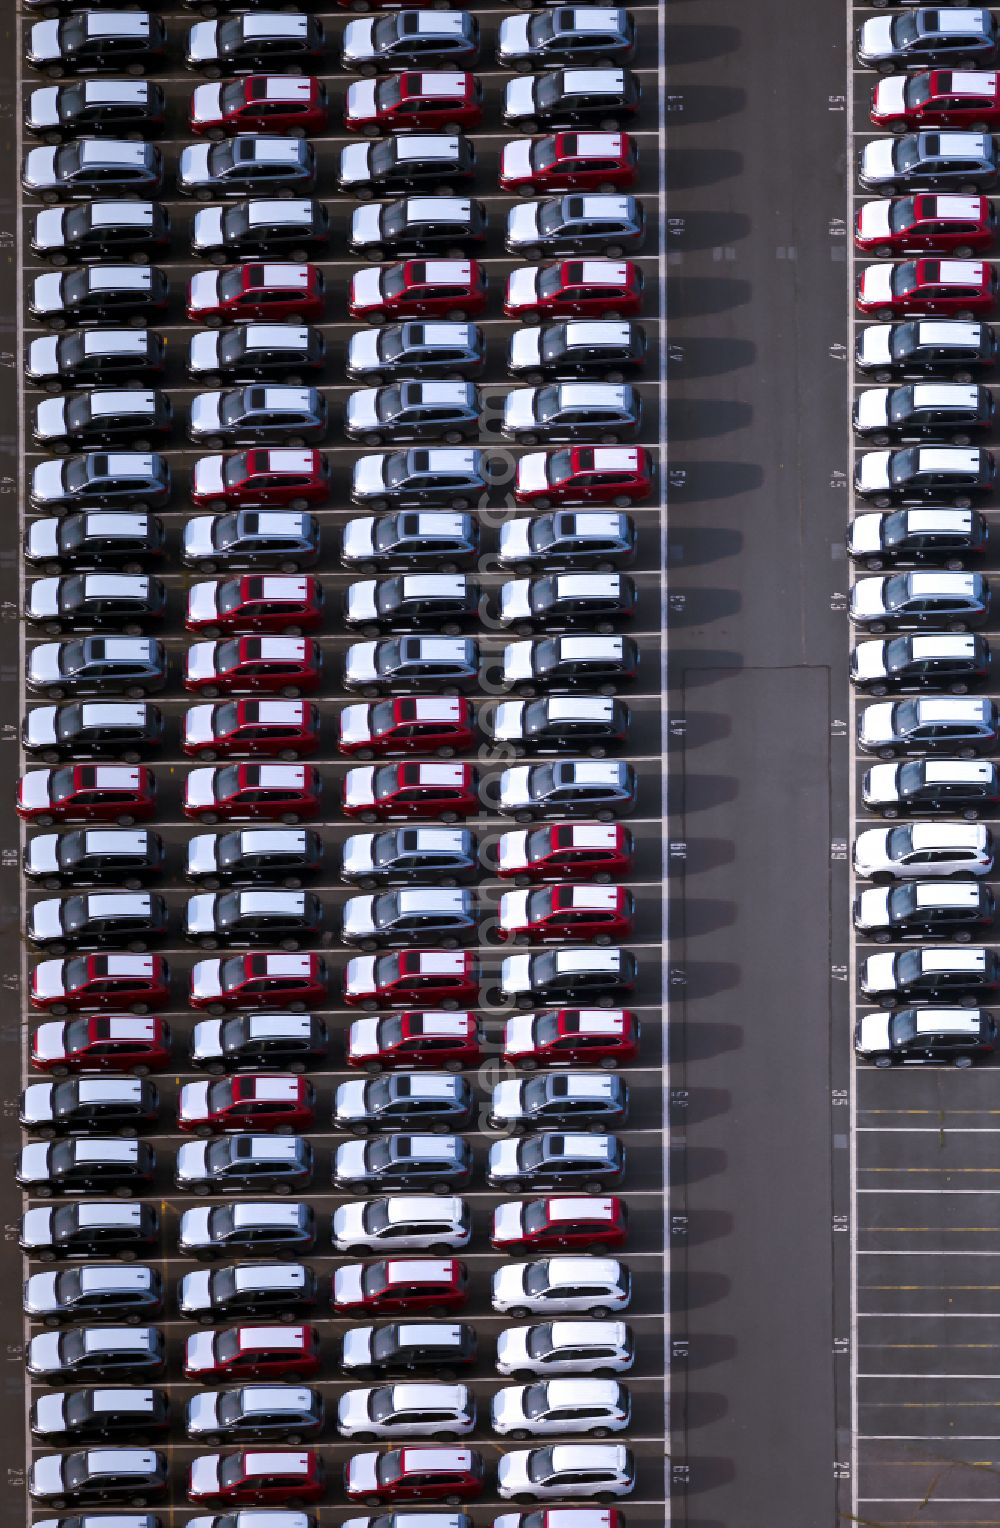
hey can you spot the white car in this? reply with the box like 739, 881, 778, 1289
491, 1378, 630, 1438
852, 821, 993, 880
333, 1195, 471, 1254
492, 1257, 630, 1317
337, 1382, 474, 1440
496, 1320, 634, 1379
497, 1442, 636, 1502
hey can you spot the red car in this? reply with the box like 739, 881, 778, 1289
342, 762, 479, 822
191, 77, 330, 137
189, 952, 330, 1014
347, 1008, 483, 1069
855, 194, 996, 257
346, 1011, 483, 1071
497, 884, 634, 944
185, 1324, 322, 1381
30, 954, 171, 1015
183, 700, 320, 760
504, 259, 643, 320
184, 637, 322, 698
500, 132, 638, 194
871, 70, 1000, 129
183, 764, 322, 823
31, 1014, 172, 1076
16, 765, 156, 826
349, 260, 487, 324
186, 575, 325, 635
856, 258, 998, 318
187, 264, 325, 326
344, 71, 483, 134
343, 950, 479, 1010
178, 1073, 316, 1133
496, 823, 634, 883
503, 1007, 640, 1069
514, 446, 654, 508
345, 1448, 484, 1507
191, 450, 331, 512
491, 1194, 629, 1252
188, 1450, 326, 1506
338, 697, 476, 758
332, 1256, 469, 1314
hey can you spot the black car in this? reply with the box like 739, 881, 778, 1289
856, 8, 1000, 72
34, 391, 172, 455
185, 1384, 323, 1443
854, 879, 996, 942
23, 828, 166, 890
497, 7, 636, 69
178, 137, 317, 200
350, 449, 488, 511
499, 634, 639, 691
27, 1328, 165, 1385
339, 827, 480, 887
331, 1133, 473, 1192
855, 444, 998, 503
345, 383, 481, 446
344, 573, 479, 634
344, 636, 480, 694
27, 330, 166, 393
346, 322, 486, 384
332, 1073, 475, 1133
855, 1005, 999, 1066
486, 1131, 625, 1190
846, 506, 989, 569
488, 1072, 630, 1131
29, 266, 169, 326
186, 14, 326, 76
23, 702, 165, 763
848, 569, 991, 631
340, 1321, 477, 1378
185, 826, 325, 888
27, 14, 169, 77
338, 134, 476, 198
852, 383, 995, 442
29, 1448, 169, 1507
187, 324, 325, 385
849, 632, 991, 693
484, 694, 630, 754
26, 513, 167, 573
26, 575, 167, 633
31, 202, 171, 267
857, 695, 1000, 756
178, 1200, 317, 1260
498, 511, 637, 570
498, 572, 637, 630
31, 1388, 169, 1445
23, 1263, 163, 1325
508, 321, 646, 384
858, 131, 1000, 193
29, 453, 170, 516
25, 80, 167, 142
341, 511, 480, 572
23, 140, 164, 203
349, 197, 487, 260
862, 758, 1000, 817
27, 892, 168, 954
20, 1079, 160, 1136
498, 758, 638, 820
26, 637, 168, 699
498, 947, 637, 1005
191, 198, 330, 263
503, 68, 640, 130
856, 319, 1000, 380
175, 1135, 315, 1194
178, 1261, 319, 1323
190, 1012, 329, 1074
861, 945, 1000, 1004
183, 889, 324, 949
182, 511, 321, 573
16, 1139, 156, 1197
188, 386, 327, 448
20, 1200, 160, 1259
341, 11, 480, 74
506, 194, 645, 258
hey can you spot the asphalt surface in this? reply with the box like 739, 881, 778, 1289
14, 2, 671, 1524
849, 6, 1000, 1527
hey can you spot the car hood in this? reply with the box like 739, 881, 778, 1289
352, 457, 388, 500
23, 146, 57, 190
345, 391, 382, 432
508, 328, 542, 373
859, 16, 896, 59
346, 1452, 380, 1492
192, 457, 227, 500
183, 517, 219, 560
188, 271, 221, 315
178, 1207, 214, 1253
342, 518, 377, 560
488, 1138, 523, 1178
179, 1268, 213, 1314
344, 771, 376, 809
191, 1017, 224, 1056
506, 202, 542, 248
492, 1200, 525, 1243
864, 763, 901, 804
334, 1140, 371, 1184
27, 579, 62, 621
34, 397, 68, 443
344, 583, 379, 626
502, 140, 535, 183
27, 519, 62, 561
189, 956, 223, 997
340, 1326, 375, 1367
489, 701, 528, 742
351, 203, 384, 248
855, 390, 890, 430
30, 1454, 65, 1496
32, 462, 69, 511
334, 1079, 370, 1122
341, 836, 376, 878
187, 837, 220, 879
347, 329, 382, 373
855, 885, 893, 931
20, 771, 55, 810
27, 87, 60, 130
191, 83, 224, 126
183, 706, 218, 748
344, 642, 380, 684
187, 583, 221, 628
33, 960, 69, 999
347, 1017, 379, 1058
186, 643, 219, 684
339, 142, 372, 188
502, 641, 535, 681
340, 897, 376, 939
184, 1328, 217, 1372
861, 952, 898, 993
516, 451, 551, 493
28, 900, 65, 944
847, 512, 885, 555
188, 1453, 222, 1496
26, 835, 61, 875
26, 1328, 63, 1368
175, 1141, 210, 1183
859, 265, 894, 304
338, 1388, 377, 1429
32, 1022, 67, 1061
857, 200, 893, 241
857, 700, 895, 744
187, 21, 219, 64
24, 708, 60, 748
350, 268, 385, 312
33, 1393, 67, 1434
178, 1080, 211, 1122
856, 1010, 894, 1054
189, 333, 221, 376
342, 18, 377, 62
21, 1207, 55, 1250
332, 1201, 367, 1245
491, 1389, 527, 1430
860, 139, 899, 184
192, 207, 225, 254
190, 393, 224, 436
855, 452, 892, 492
498, 15, 532, 59
873, 76, 907, 117
852, 640, 889, 680
497, 1451, 531, 1495
179, 143, 214, 189
333, 1261, 366, 1305
21, 1081, 56, 1124
498, 766, 531, 809
31, 273, 67, 319
27, 337, 61, 381
346, 79, 379, 122
498, 580, 532, 625
503, 1014, 537, 1057
506, 268, 540, 312
505, 77, 539, 122
187, 1392, 222, 1433
185, 769, 219, 810
856, 326, 894, 369
850, 579, 890, 621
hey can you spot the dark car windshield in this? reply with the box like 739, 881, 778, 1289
377, 386, 404, 422
376, 77, 403, 110
384, 455, 411, 489
381, 204, 407, 239
890, 1008, 920, 1048
382, 267, 407, 300
893, 13, 920, 47
883, 636, 914, 672
907, 75, 933, 108
535, 77, 563, 112
374, 15, 406, 47
219, 269, 248, 303
882, 575, 912, 611
221, 394, 250, 427
895, 949, 924, 983
889, 386, 916, 423
894, 139, 921, 174
532, 139, 560, 173
537, 200, 567, 234
897, 760, 928, 797
881, 511, 911, 548
527, 1445, 557, 1482
362, 1261, 390, 1297
363, 1199, 392, 1234
220, 81, 247, 115
887, 884, 919, 919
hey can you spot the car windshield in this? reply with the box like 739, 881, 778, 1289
218, 1390, 252, 1425
58, 83, 87, 118
381, 1015, 406, 1045
527, 1445, 557, 1482
384, 455, 411, 489
219, 1454, 249, 1488
522, 1201, 550, 1235
370, 141, 399, 178
363, 1199, 392, 1234
380, 326, 405, 360
890, 1008, 919, 1046
367, 1138, 393, 1170
887, 825, 917, 861
896, 950, 924, 983
217, 578, 246, 610
373, 892, 406, 929
529, 519, 557, 552
899, 760, 928, 797
374, 15, 405, 46
64, 1454, 96, 1490
522, 1382, 550, 1418
378, 387, 404, 422
536, 77, 563, 112
880, 511, 910, 548
888, 883, 919, 918
220, 81, 247, 115
208, 1076, 238, 1109
376, 1450, 404, 1486
883, 637, 914, 673
888, 387, 916, 424
362, 1262, 390, 1296
220, 331, 252, 366
888, 448, 920, 486
382, 266, 407, 300
370, 1388, 399, 1422
534, 1011, 562, 1044
908, 75, 933, 108
213, 1266, 238, 1302
889, 199, 915, 241
882, 575, 911, 611
537, 267, 565, 299
51, 767, 80, 804
537, 200, 567, 234
216, 767, 242, 801
219, 269, 248, 303
214, 703, 241, 737
894, 13, 919, 46
64, 1018, 93, 1051
224, 205, 251, 238
382, 203, 407, 239
893, 699, 921, 733
369, 702, 398, 738
59, 1327, 88, 1362
221, 394, 249, 426
894, 139, 920, 173
519, 1137, 546, 1168
377, 77, 403, 110
215, 514, 242, 550
370, 1326, 402, 1361
532, 140, 560, 173
216, 639, 242, 671
373, 767, 400, 800
214, 1328, 242, 1362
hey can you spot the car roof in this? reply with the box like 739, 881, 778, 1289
912, 881, 986, 908
913, 1009, 983, 1033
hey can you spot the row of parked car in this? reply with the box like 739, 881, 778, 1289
851, 7, 1000, 1071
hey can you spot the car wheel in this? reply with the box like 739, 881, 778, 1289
955, 1054, 975, 1067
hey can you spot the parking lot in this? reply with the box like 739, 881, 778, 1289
13, 0, 669, 1522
